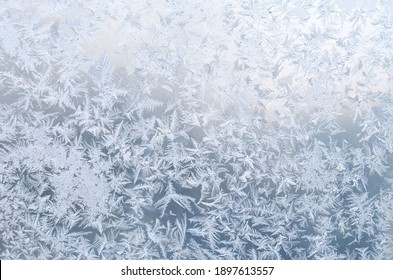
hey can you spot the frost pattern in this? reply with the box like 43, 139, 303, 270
1, 0, 393, 259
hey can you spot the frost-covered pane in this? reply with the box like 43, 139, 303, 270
1, 0, 393, 260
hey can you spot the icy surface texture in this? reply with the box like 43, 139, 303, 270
1, 0, 393, 259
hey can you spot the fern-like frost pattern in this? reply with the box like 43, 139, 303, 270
1, 0, 393, 259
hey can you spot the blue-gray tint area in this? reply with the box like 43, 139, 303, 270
1, 0, 393, 260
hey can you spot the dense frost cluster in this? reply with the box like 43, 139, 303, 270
1, 0, 393, 259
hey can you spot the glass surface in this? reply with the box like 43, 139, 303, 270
1, 0, 393, 259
